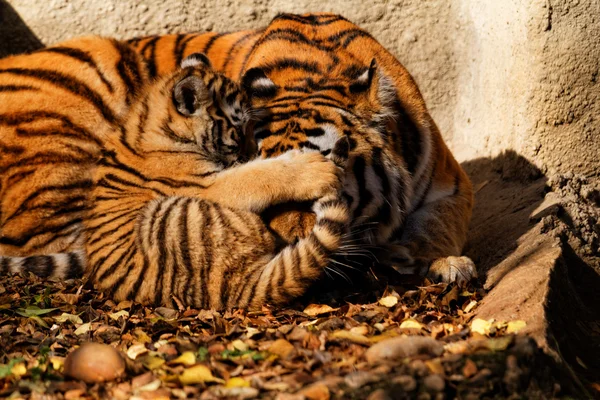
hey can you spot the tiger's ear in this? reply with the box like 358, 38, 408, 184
173, 75, 209, 116
242, 68, 278, 99
350, 59, 396, 114
181, 53, 212, 69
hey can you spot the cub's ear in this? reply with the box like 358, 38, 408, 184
242, 68, 278, 99
181, 53, 212, 69
173, 75, 209, 116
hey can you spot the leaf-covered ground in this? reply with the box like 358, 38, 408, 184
0, 273, 572, 399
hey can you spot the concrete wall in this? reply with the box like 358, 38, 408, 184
3, 0, 599, 177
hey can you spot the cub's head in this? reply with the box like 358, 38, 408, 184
129, 53, 254, 171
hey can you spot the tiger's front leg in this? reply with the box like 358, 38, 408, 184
384, 173, 476, 285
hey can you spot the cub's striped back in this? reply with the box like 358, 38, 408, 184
0, 37, 148, 261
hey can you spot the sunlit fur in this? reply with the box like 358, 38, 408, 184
0, 37, 351, 308
127, 13, 475, 282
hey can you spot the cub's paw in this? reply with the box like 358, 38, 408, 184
279, 153, 342, 201
427, 256, 477, 285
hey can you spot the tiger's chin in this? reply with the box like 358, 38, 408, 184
262, 202, 316, 245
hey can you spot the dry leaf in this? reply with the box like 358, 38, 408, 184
506, 320, 527, 334
74, 322, 91, 336
225, 377, 250, 388
303, 304, 338, 317
399, 319, 423, 330
378, 296, 398, 308
179, 365, 224, 385
470, 318, 493, 336
54, 313, 83, 325
463, 300, 478, 313
127, 343, 148, 360
11, 363, 27, 377
330, 330, 371, 346
169, 351, 196, 366
108, 310, 130, 321
268, 339, 295, 359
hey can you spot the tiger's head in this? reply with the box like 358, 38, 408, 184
241, 59, 396, 161
240, 52, 405, 245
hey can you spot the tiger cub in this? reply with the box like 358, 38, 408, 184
0, 38, 350, 309
85, 54, 350, 308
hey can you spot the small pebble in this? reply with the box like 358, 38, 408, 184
367, 388, 392, 400
423, 374, 445, 393
392, 375, 417, 392
365, 336, 443, 364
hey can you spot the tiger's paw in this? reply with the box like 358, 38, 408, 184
427, 256, 477, 285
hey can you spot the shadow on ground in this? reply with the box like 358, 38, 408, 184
0, 0, 44, 58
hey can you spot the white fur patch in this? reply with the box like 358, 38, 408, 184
250, 77, 277, 91
306, 124, 340, 153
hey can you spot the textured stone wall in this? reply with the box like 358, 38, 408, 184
3, 0, 599, 176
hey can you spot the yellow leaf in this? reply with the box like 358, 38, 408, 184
486, 336, 513, 351
74, 322, 91, 336
108, 310, 129, 321
425, 359, 444, 375
11, 363, 27, 377
506, 320, 527, 334
54, 313, 83, 325
330, 330, 371, 346
470, 318, 493, 336
231, 340, 249, 352
399, 319, 423, 330
303, 304, 338, 317
463, 300, 478, 313
225, 377, 250, 388
179, 365, 224, 385
378, 296, 398, 308
134, 329, 152, 344
170, 351, 196, 366
50, 356, 64, 371
141, 355, 165, 370
349, 325, 369, 335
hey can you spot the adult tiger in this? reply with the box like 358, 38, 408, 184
128, 13, 475, 283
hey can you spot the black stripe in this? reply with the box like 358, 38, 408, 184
42, 47, 114, 93
0, 258, 10, 274
153, 199, 180, 306
198, 201, 213, 309
273, 14, 346, 26
67, 252, 82, 278
262, 58, 321, 74
0, 68, 119, 125
316, 218, 347, 237
0, 111, 103, 146
202, 33, 226, 55
351, 156, 373, 219
140, 37, 160, 78
113, 39, 146, 105
393, 99, 422, 174
126, 200, 165, 299
222, 31, 261, 75
0, 85, 38, 92
177, 199, 194, 306
175, 34, 197, 66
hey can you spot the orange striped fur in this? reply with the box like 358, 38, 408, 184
128, 13, 476, 283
